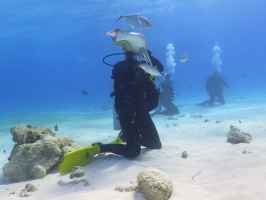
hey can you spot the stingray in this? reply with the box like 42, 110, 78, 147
106, 28, 152, 66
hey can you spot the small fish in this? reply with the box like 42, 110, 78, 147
116, 14, 151, 30
81, 90, 88, 95
179, 52, 190, 63
54, 124, 58, 131
139, 64, 166, 78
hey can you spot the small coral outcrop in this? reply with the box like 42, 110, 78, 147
2, 124, 79, 181
19, 183, 37, 197
137, 167, 173, 200
227, 125, 252, 144
70, 166, 85, 179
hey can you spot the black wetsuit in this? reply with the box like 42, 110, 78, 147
198, 73, 229, 106
100, 51, 163, 158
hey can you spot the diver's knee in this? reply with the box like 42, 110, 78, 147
127, 151, 141, 158
153, 142, 162, 149
125, 146, 141, 158
145, 141, 162, 149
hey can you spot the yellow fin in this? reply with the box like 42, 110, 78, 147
59, 144, 100, 174
59, 132, 125, 174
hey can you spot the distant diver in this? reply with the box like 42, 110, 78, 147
151, 73, 180, 116
197, 70, 230, 106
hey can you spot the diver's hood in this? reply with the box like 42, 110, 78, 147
106, 28, 153, 66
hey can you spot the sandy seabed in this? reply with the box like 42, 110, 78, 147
0, 94, 266, 200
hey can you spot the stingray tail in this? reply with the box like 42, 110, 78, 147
116, 9, 124, 22
116, 15, 123, 22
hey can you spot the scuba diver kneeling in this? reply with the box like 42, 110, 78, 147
59, 28, 164, 174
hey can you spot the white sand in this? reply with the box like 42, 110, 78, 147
1, 94, 266, 200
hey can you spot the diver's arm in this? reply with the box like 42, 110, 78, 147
221, 77, 230, 89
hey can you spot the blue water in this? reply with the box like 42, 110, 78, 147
1, 2, 266, 195
0, 0, 265, 114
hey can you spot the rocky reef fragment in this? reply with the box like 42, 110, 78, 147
2, 124, 79, 181
137, 167, 173, 200
227, 125, 252, 144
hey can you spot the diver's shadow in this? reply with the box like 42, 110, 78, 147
140, 148, 154, 154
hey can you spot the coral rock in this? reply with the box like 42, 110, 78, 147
11, 124, 55, 145
137, 167, 173, 200
181, 151, 188, 158
58, 179, 90, 186
3, 125, 79, 181
70, 166, 85, 179
19, 183, 37, 197
227, 125, 252, 144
